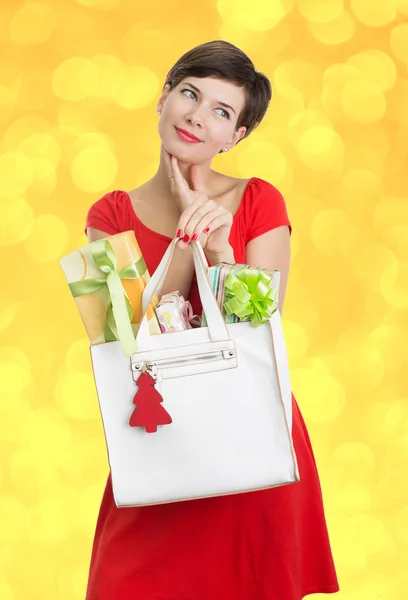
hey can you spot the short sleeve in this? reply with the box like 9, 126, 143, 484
244, 178, 292, 243
84, 190, 128, 237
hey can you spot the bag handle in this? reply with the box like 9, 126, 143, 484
136, 237, 230, 350
141, 238, 208, 312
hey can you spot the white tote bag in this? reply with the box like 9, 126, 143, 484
90, 237, 300, 507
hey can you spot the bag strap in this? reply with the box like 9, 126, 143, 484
135, 238, 229, 351
141, 237, 208, 312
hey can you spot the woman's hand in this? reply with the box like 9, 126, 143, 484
163, 147, 234, 263
176, 195, 234, 263
162, 145, 205, 213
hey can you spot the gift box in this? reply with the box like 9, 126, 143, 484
156, 291, 200, 333
202, 263, 280, 328
60, 230, 160, 357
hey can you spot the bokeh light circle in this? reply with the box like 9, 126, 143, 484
350, 0, 397, 26
111, 66, 159, 109
309, 9, 355, 45
395, 0, 408, 14
290, 367, 346, 424
0, 497, 27, 542
341, 80, 386, 123
9, 2, 56, 46
0, 198, 34, 246
217, 0, 294, 30
0, 152, 34, 198
297, 126, 344, 171
23, 215, 69, 262
297, 0, 344, 23
390, 24, 408, 65
311, 208, 359, 256
71, 146, 118, 193
0, 346, 32, 395
55, 372, 98, 420
237, 141, 287, 184
91, 54, 126, 99
347, 50, 397, 92
52, 58, 98, 101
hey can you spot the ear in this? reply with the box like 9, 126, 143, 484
226, 125, 247, 148
156, 83, 172, 112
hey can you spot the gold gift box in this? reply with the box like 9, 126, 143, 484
60, 231, 160, 348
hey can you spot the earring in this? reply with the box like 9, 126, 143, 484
157, 108, 161, 115
223, 147, 230, 152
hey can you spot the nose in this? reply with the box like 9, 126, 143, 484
186, 106, 205, 128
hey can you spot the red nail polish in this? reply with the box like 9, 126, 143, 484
204, 227, 210, 233
183, 234, 190, 243
176, 229, 183, 238
191, 233, 198, 241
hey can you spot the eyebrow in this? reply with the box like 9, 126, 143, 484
183, 82, 237, 115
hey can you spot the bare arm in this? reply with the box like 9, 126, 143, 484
245, 226, 291, 316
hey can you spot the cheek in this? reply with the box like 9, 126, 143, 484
157, 113, 171, 138
206, 123, 234, 151
211, 122, 233, 143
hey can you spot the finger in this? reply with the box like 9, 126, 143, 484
176, 236, 193, 251
176, 238, 190, 250
162, 146, 173, 177
170, 154, 188, 182
174, 205, 201, 247
184, 203, 222, 237
190, 164, 206, 193
177, 199, 216, 237
170, 155, 189, 188
196, 211, 233, 237
170, 154, 179, 176
161, 144, 169, 162
174, 218, 189, 250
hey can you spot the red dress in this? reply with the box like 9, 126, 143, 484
84, 177, 340, 600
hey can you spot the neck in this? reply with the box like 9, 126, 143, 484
149, 146, 217, 200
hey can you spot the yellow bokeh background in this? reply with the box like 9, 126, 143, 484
1, 1, 407, 598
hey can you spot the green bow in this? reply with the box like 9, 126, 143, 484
223, 267, 278, 327
69, 239, 147, 357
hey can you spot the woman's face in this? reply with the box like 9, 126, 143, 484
157, 76, 247, 163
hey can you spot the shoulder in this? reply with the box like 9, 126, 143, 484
242, 177, 292, 242
246, 177, 284, 202
85, 190, 131, 236
240, 177, 287, 218
89, 189, 129, 213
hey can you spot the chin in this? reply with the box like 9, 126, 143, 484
161, 125, 208, 161
162, 137, 201, 164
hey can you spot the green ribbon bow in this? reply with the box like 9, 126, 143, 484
223, 267, 278, 327
69, 239, 147, 357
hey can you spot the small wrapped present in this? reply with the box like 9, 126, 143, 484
60, 230, 160, 357
202, 263, 280, 328
156, 291, 200, 333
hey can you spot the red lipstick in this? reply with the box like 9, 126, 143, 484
175, 128, 202, 143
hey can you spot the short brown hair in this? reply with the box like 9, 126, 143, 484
163, 40, 272, 151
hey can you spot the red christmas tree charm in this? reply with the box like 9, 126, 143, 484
129, 371, 172, 433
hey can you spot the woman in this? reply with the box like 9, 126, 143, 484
85, 40, 339, 600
